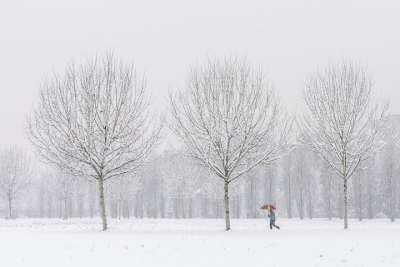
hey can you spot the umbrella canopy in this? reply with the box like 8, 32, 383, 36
260, 204, 276, 210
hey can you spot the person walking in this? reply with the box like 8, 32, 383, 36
268, 205, 280, 230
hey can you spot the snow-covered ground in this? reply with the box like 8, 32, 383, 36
1, 218, 399, 267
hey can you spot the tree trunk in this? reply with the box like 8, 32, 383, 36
337, 183, 343, 219
78, 195, 83, 218
287, 176, 292, 218
39, 184, 45, 218
68, 196, 73, 218
8, 197, 12, 219
188, 198, 193, 218
224, 181, 231, 231
298, 191, 304, 220
126, 199, 131, 219
307, 193, 313, 219
98, 177, 108, 231
63, 198, 68, 220
201, 196, 208, 218
47, 196, 53, 218
344, 179, 348, 229
390, 176, 396, 222
327, 178, 332, 220
89, 181, 95, 218
327, 197, 332, 220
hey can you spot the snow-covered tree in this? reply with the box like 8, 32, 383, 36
170, 58, 290, 230
299, 62, 387, 229
352, 168, 364, 221
379, 116, 400, 221
282, 153, 294, 218
159, 151, 206, 218
0, 147, 32, 219
107, 173, 142, 219
319, 163, 336, 220
53, 171, 75, 219
28, 54, 160, 230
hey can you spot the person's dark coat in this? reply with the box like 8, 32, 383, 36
268, 209, 276, 221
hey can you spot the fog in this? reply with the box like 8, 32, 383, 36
1, 0, 400, 149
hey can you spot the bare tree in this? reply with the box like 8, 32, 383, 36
299, 62, 386, 229
365, 161, 378, 219
51, 170, 74, 220
320, 164, 335, 220
0, 147, 32, 219
170, 58, 290, 230
282, 153, 294, 218
107, 174, 142, 219
352, 168, 364, 221
380, 116, 400, 221
160, 151, 206, 218
28, 54, 159, 230
291, 146, 309, 219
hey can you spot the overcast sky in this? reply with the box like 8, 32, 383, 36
1, 0, 400, 150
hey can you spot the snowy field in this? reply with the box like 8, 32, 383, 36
1, 218, 399, 267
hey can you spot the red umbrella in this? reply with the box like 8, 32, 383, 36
260, 204, 269, 210
260, 204, 276, 210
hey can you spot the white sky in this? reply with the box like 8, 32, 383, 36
1, 0, 400, 150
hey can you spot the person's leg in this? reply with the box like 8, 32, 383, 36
272, 221, 280, 229
269, 220, 273, 229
